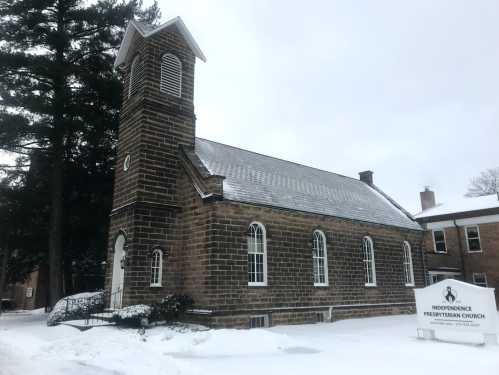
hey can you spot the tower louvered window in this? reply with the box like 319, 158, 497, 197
128, 55, 142, 98
160, 53, 182, 97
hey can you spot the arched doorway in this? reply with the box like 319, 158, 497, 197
110, 233, 126, 309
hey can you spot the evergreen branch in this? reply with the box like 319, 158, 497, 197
72, 25, 107, 39
0, 164, 29, 168
69, 47, 114, 64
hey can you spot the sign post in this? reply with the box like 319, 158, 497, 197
414, 279, 498, 345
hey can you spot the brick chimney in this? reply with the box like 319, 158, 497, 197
420, 186, 436, 211
359, 170, 373, 186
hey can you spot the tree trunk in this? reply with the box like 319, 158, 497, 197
48, 146, 64, 306
47, 3, 67, 307
0, 241, 10, 315
63, 253, 73, 295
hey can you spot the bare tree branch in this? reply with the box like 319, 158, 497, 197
466, 167, 499, 197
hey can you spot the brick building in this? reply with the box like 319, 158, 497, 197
1, 267, 48, 311
105, 17, 425, 328
414, 188, 499, 303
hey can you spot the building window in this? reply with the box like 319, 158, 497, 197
316, 311, 329, 323
472, 272, 487, 287
403, 241, 415, 287
428, 271, 461, 284
432, 229, 447, 253
247, 222, 267, 286
160, 53, 182, 97
128, 55, 142, 98
362, 236, 376, 286
249, 315, 269, 328
150, 249, 163, 287
465, 226, 482, 252
312, 230, 328, 286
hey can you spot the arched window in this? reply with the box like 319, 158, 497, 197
150, 248, 163, 287
247, 222, 267, 286
403, 241, 414, 287
313, 230, 328, 286
362, 236, 376, 286
129, 55, 142, 98
160, 53, 182, 97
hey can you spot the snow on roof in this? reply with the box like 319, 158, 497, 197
194, 138, 421, 230
114, 17, 206, 68
414, 193, 499, 219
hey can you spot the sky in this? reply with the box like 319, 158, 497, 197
2, 0, 499, 214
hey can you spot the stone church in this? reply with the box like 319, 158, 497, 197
106, 16, 425, 328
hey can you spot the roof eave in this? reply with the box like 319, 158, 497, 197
114, 17, 206, 69
415, 206, 499, 223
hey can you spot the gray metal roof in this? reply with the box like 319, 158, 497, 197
195, 138, 421, 230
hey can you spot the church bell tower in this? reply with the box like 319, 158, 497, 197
106, 17, 206, 307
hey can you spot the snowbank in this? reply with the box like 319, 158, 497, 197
1, 310, 499, 375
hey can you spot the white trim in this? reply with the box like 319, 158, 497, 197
186, 301, 416, 316
115, 17, 206, 68
432, 229, 447, 254
123, 154, 131, 171
403, 241, 415, 287
128, 55, 141, 98
312, 230, 329, 287
247, 221, 267, 287
426, 214, 499, 229
362, 236, 376, 287
428, 270, 461, 276
150, 249, 163, 287
472, 272, 488, 287
465, 225, 482, 253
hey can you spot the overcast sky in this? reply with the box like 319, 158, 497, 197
2, 0, 498, 214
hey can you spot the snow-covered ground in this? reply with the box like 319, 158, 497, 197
1, 310, 499, 375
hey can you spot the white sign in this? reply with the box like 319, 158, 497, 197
25, 287, 33, 298
414, 279, 498, 343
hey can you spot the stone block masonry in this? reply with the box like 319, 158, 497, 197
106, 19, 426, 328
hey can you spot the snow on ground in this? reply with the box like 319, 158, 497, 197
1, 310, 499, 375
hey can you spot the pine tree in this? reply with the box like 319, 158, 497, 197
0, 0, 160, 306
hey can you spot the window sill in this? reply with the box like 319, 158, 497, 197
405, 283, 415, 288
365, 283, 377, 288
248, 282, 267, 287
314, 283, 329, 287
468, 250, 482, 254
433, 251, 448, 255
150, 284, 162, 288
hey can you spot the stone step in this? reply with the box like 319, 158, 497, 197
90, 312, 114, 322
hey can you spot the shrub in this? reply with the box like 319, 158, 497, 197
47, 291, 104, 326
150, 294, 194, 323
111, 304, 152, 327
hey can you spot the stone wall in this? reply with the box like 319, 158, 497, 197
106, 20, 426, 327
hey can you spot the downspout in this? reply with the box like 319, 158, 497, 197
419, 226, 429, 286
453, 220, 467, 281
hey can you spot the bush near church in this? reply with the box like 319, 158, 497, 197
111, 294, 194, 327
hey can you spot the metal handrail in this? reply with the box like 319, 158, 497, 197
63, 287, 123, 326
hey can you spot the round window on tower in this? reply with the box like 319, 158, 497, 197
123, 154, 131, 172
